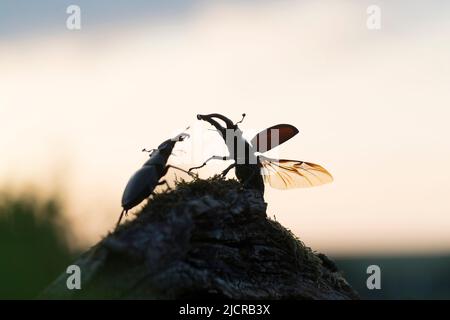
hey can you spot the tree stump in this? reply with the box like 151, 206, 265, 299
41, 178, 359, 300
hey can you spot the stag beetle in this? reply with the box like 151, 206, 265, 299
189, 113, 333, 193
117, 131, 191, 228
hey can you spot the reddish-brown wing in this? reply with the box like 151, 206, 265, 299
250, 124, 299, 153
259, 156, 333, 189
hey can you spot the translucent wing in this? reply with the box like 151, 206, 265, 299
250, 124, 299, 153
259, 156, 333, 189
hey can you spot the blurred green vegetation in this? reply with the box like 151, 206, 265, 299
0, 192, 77, 299
335, 255, 450, 299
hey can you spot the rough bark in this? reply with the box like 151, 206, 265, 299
41, 177, 359, 300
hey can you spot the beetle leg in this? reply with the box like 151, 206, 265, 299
157, 179, 170, 190
165, 165, 197, 177
188, 155, 230, 172
115, 209, 128, 229
221, 162, 236, 177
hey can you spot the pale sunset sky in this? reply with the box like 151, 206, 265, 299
1, 0, 450, 255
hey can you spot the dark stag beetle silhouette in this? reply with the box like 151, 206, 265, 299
189, 113, 333, 194
117, 130, 192, 228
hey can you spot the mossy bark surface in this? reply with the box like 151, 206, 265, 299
41, 178, 359, 300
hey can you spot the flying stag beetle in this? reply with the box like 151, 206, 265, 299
117, 130, 192, 228
189, 113, 333, 194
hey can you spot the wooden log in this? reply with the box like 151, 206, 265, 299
40, 178, 359, 300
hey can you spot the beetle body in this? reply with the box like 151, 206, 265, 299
193, 113, 265, 193
117, 133, 189, 228
190, 113, 332, 194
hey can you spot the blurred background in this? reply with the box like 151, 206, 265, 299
1, 0, 450, 299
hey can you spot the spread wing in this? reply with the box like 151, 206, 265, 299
259, 156, 333, 189
250, 124, 299, 153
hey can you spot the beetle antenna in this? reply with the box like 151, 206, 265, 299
142, 148, 156, 155
235, 113, 246, 126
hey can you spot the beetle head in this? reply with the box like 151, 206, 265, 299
157, 139, 177, 155
156, 131, 190, 156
